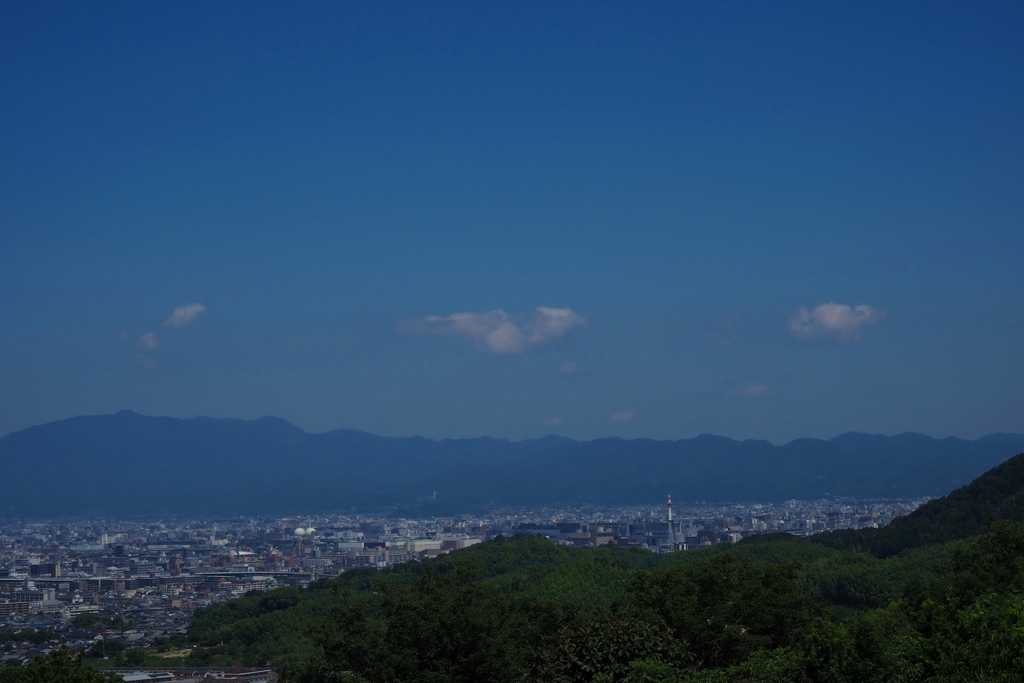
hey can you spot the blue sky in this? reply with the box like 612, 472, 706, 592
2, 2, 1022, 443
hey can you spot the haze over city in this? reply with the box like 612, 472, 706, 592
3, 2, 1022, 444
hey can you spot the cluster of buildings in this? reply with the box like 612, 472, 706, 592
520, 495, 928, 551
0, 496, 925, 672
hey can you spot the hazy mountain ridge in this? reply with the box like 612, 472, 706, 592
1, 410, 1021, 516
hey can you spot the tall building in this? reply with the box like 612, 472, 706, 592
667, 494, 677, 547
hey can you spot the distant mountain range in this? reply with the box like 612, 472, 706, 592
1, 410, 1022, 516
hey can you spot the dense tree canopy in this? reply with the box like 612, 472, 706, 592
181, 511, 1024, 681
0, 647, 115, 683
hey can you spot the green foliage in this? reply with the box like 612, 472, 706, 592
150, 633, 189, 652
534, 604, 689, 682
844, 604, 922, 683
258, 585, 302, 612
103, 616, 132, 632
69, 614, 133, 633
0, 647, 116, 683
289, 565, 560, 683
948, 519, 1024, 603
838, 522, 1024, 682
188, 535, 631, 670
84, 639, 122, 659
185, 520, 1024, 682
729, 647, 807, 683
813, 451, 1024, 557
10, 630, 55, 646
595, 659, 685, 683
487, 542, 638, 608
632, 554, 821, 669
70, 613, 101, 629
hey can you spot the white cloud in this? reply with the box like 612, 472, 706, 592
164, 302, 207, 328
409, 307, 585, 354
526, 307, 586, 345
557, 362, 579, 374
735, 383, 771, 397
542, 417, 564, 427
789, 302, 885, 343
611, 410, 635, 423
137, 332, 160, 350
134, 353, 158, 369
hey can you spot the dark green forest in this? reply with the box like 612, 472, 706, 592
8, 453, 1024, 682
170, 453, 1024, 682
177, 526, 1021, 682
810, 450, 1024, 558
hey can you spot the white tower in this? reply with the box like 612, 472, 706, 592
666, 494, 677, 547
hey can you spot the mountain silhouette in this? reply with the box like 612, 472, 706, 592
1, 411, 1020, 516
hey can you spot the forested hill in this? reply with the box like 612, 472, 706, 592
177, 445, 1024, 681
176, 522, 1024, 682
13, 438, 1024, 681
1, 410, 1022, 515
813, 450, 1024, 557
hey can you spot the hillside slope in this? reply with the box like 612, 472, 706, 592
813, 451, 1024, 556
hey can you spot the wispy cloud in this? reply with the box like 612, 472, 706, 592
123, 302, 207, 368
611, 410, 635, 423
557, 362, 579, 374
164, 302, 207, 328
542, 417, 564, 427
137, 332, 160, 350
710, 332, 738, 349
735, 383, 771, 397
789, 302, 885, 343
408, 307, 586, 354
